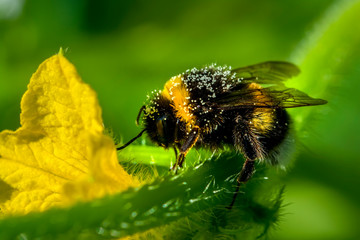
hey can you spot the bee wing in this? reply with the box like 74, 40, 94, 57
215, 85, 327, 109
232, 61, 300, 84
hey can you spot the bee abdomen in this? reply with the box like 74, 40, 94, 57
260, 109, 294, 166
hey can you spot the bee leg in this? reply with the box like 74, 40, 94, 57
171, 127, 200, 171
170, 146, 179, 171
173, 146, 178, 160
227, 158, 255, 209
228, 116, 262, 209
178, 154, 186, 168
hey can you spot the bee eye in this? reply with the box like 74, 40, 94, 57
156, 117, 165, 138
155, 115, 175, 147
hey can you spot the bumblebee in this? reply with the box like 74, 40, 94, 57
118, 61, 327, 207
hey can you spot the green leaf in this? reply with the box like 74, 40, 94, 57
0, 152, 283, 240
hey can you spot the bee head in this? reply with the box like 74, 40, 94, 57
143, 103, 177, 148
118, 92, 183, 151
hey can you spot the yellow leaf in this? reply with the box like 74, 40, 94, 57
0, 54, 136, 216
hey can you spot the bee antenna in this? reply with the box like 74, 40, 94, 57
136, 105, 146, 126
117, 128, 147, 150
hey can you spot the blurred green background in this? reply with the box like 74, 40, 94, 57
1, 0, 359, 239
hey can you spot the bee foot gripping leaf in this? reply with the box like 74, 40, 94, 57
0, 54, 137, 216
